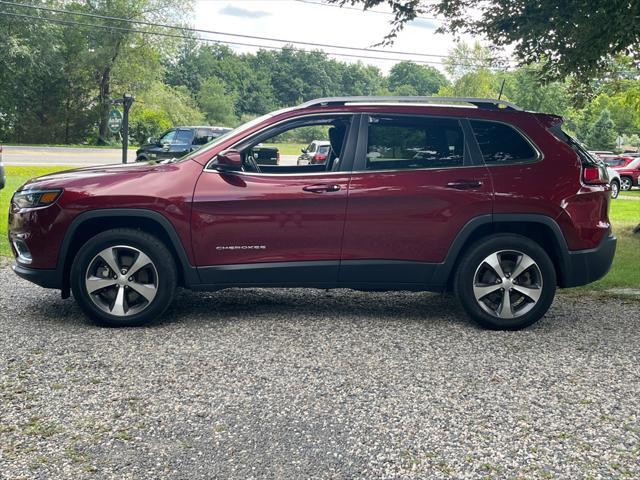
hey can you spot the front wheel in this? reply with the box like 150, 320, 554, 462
70, 229, 177, 327
620, 176, 633, 191
454, 234, 556, 330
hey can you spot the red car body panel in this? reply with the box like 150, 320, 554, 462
191, 171, 350, 266
341, 166, 493, 264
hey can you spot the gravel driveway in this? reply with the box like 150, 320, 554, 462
1, 264, 639, 479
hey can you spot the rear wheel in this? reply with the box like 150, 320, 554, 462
70, 229, 177, 327
610, 179, 620, 199
454, 234, 556, 330
620, 176, 632, 191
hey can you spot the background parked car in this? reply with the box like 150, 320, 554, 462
136, 126, 231, 162
249, 144, 280, 165
600, 155, 633, 168
0, 145, 5, 190
615, 157, 640, 191
297, 140, 331, 165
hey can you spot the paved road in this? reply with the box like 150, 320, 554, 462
2, 146, 135, 166
1, 263, 639, 479
2, 146, 299, 167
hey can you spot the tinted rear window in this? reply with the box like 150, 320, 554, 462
470, 120, 538, 164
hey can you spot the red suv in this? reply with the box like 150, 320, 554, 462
8, 97, 617, 330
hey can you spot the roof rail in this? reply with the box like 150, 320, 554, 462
297, 96, 524, 111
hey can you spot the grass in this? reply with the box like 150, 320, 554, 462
262, 142, 307, 155
1, 165, 639, 292
619, 189, 640, 197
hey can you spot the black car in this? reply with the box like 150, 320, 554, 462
136, 126, 231, 162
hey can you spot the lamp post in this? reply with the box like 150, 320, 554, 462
111, 94, 135, 164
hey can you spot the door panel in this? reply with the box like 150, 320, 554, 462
191, 171, 350, 278
341, 166, 493, 262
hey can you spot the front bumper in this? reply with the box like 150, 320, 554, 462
12, 262, 61, 289
560, 234, 617, 288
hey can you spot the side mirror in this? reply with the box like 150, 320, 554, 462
213, 150, 242, 171
148, 137, 158, 145
301, 148, 307, 154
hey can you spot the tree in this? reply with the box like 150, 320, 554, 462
443, 41, 499, 80
129, 81, 204, 144
328, 0, 640, 80
197, 77, 237, 126
388, 61, 449, 95
585, 110, 617, 150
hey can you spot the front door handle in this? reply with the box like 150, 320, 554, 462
303, 184, 341, 193
446, 180, 483, 190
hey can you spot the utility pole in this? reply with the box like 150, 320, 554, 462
112, 94, 135, 164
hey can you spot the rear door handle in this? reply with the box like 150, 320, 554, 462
446, 180, 483, 190
303, 184, 341, 193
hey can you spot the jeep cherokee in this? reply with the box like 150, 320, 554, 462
8, 96, 617, 329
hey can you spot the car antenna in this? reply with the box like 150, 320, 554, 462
498, 78, 506, 100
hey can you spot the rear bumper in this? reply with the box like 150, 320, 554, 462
560, 234, 617, 288
12, 262, 61, 289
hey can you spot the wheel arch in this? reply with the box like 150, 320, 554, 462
439, 214, 571, 290
58, 209, 199, 294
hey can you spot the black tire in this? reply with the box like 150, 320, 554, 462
135, 155, 149, 162
610, 179, 620, 199
454, 234, 556, 330
620, 176, 633, 191
70, 228, 177, 327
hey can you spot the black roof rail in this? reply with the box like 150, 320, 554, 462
297, 96, 524, 111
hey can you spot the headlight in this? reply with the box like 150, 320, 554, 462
11, 189, 62, 209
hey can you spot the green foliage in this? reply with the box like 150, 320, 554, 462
328, 0, 640, 81
197, 77, 237, 126
585, 110, 617, 150
272, 125, 329, 144
129, 81, 203, 145
388, 62, 449, 95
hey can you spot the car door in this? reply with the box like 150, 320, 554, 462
191, 114, 358, 286
339, 113, 494, 287
170, 128, 194, 158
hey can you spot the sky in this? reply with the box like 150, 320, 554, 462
192, 0, 482, 74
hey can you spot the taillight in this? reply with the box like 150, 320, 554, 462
583, 166, 607, 185
313, 154, 327, 163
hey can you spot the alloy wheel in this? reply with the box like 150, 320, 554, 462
84, 245, 158, 317
472, 250, 543, 319
620, 177, 632, 191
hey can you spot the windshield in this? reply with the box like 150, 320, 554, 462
626, 158, 640, 169
177, 107, 297, 163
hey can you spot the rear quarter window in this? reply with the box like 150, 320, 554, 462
470, 120, 538, 165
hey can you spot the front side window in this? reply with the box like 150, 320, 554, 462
470, 120, 538, 164
365, 116, 465, 170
